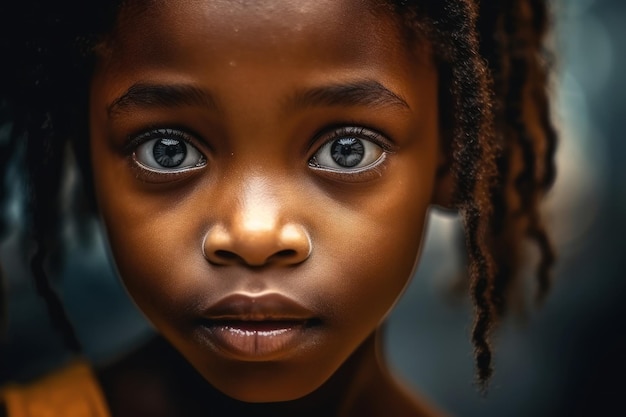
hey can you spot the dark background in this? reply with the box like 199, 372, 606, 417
1, 1, 624, 415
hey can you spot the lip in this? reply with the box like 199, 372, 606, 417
199, 293, 319, 360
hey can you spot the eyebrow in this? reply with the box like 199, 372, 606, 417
107, 83, 219, 117
107, 79, 410, 117
288, 80, 410, 112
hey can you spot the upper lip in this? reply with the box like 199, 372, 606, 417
202, 293, 316, 322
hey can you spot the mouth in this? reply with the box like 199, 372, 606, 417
202, 319, 318, 359
198, 293, 321, 360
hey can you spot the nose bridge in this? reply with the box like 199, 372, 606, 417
236, 175, 280, 236
204, 173, 311, 267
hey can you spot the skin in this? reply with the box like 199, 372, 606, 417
89, 0, 447, 415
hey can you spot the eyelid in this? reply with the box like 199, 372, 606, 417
311, 125, 395, 154
123, 127, 205, 154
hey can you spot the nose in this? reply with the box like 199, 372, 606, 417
202, 178, 311, 267
203, 222, 311, 267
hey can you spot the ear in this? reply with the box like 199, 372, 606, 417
431, 145, 456, 210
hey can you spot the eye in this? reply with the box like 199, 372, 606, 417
309, 127, 386, 172
132, 128, 206, 172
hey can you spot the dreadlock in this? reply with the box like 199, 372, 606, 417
0, 0, 557, 391
477, 0, 557, 314
396, 0, 557, 389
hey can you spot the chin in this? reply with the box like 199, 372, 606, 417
224, 385, 315, 403
200, 362, 334, 403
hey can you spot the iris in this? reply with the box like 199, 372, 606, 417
330, 138, 365, 168
153, 138, 187, 168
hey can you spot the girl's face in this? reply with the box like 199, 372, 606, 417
90, 0, 440, 402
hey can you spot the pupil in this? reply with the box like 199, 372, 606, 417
330, 138, 364, 168
153, 139, 187, 168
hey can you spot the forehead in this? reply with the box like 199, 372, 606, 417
92, 0, 436, 126
114, 0, 394, 36
101, 0, 412, 71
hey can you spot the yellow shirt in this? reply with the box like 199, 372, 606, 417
1, 361, 110, 417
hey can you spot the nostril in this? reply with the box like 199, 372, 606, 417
274, 249, 297, 258
212, 249, 300, 266
263, 249, 301, 266
214, 250, 241, 261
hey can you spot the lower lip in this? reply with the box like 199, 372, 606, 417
203, 321, 310, 360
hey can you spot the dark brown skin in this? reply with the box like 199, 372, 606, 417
89, 0, 448, 415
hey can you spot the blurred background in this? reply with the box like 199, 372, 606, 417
1, 0, 624, 416
388, 0, 626, 415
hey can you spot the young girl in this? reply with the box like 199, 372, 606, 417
0, 0, 558, 415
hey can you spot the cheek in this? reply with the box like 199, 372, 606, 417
99, 197, 205, 320
309, 169, 433, 342
90, 152, 203, 322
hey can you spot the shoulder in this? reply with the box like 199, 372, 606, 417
1, 361, 111, 417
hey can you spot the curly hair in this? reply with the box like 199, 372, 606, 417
0, 0, 557, 391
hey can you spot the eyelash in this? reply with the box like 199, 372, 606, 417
124, 127, 199, 153
315, 125, 392, 147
